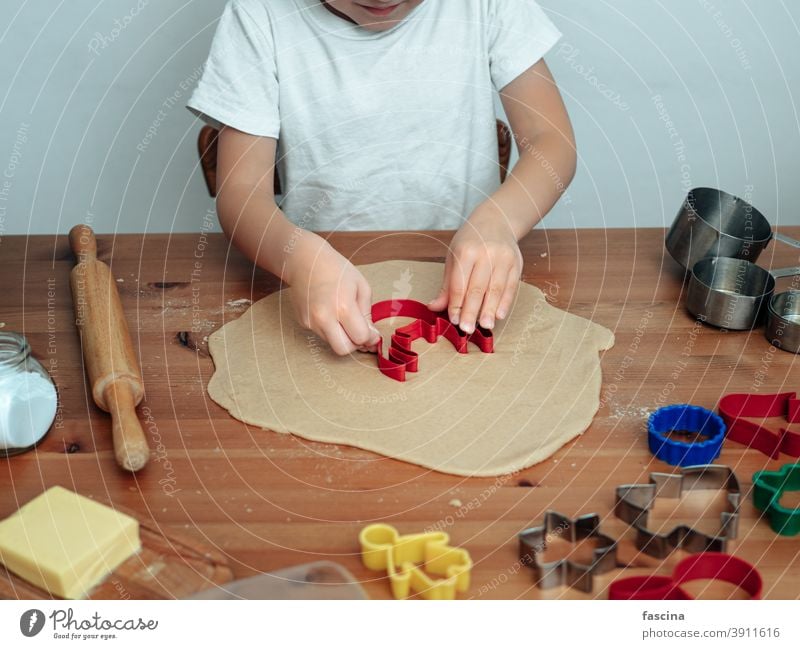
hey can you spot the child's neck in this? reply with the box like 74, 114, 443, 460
320, 1, 358, 25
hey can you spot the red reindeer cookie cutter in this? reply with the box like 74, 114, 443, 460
370, 299, 494, 382
718, 392, 800, 459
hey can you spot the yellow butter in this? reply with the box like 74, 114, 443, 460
0, 486, 141, 599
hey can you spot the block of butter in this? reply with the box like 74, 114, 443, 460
0, 486, 141, 599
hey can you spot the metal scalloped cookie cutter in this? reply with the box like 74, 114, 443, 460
370, 299, 493, 381
359, 523, 472, 599
518, 511, 618, 593
614, 465, 741, 558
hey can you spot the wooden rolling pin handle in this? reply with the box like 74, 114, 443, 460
104, 381, 150, 472
69, 224, 97, 262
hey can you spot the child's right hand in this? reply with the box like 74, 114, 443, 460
285, 234, 380, 356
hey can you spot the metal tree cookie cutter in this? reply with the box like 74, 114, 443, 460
614, 465, 741, 558
359, 523, 472, 600
753, 463, 800, 537
609, 552, 763, 600
518, 511, 618, 593
370, 299, 493, 382
718, 392, 800, 459
647, 405, 727, 467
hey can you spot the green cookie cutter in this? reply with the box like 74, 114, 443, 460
753, 463, 800, 536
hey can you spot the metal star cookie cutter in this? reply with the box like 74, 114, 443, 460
518, 511, 618, 593
614, 464, 741, 558
370, 299, 493, 382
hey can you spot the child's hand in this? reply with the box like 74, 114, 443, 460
286, 235, 380, 356
428, 211, 522, 333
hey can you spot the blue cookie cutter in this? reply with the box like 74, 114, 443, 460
648, 405, 726, 467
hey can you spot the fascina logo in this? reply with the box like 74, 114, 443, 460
20, 609, 46, 637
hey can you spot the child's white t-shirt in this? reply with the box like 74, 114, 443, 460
186, 0, 561, 231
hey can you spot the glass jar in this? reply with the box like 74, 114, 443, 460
0, 332, 58, 457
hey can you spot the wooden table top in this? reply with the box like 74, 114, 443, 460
2, 227, 799, 600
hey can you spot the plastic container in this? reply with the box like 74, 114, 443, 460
187, 561, 368, 600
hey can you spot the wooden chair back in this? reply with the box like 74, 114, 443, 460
198, 120, 512, 198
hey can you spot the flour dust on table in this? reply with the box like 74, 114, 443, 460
207, 261, 615, 477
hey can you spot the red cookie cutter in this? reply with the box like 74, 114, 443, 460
370, 299, 493, 382
609, 552, 762, 600
718, 392, 800, 459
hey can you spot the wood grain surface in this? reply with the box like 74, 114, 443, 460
1, 227, 799, 600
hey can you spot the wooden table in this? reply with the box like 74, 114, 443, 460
2, 228, 799, 599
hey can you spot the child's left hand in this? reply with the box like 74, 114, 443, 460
427, 209, 522, 333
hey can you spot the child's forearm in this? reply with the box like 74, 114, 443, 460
216, 182, 379, 355
473, 129, 576, 240
215, 184, 327, 284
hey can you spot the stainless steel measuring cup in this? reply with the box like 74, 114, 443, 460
765, 291, 800, 353
666, 187, 800, 271
686, 257, 800, 330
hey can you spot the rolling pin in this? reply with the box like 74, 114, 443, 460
69, 224, 149, 472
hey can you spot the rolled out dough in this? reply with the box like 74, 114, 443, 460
207, 260, 614, 477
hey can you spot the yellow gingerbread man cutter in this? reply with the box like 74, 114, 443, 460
359, 524, 473, 600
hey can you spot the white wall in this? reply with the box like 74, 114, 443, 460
1, 0, 798, 235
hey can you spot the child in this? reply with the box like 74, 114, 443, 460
187, 0, 575, 356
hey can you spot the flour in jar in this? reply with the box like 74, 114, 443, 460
0, 371, 58, 450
